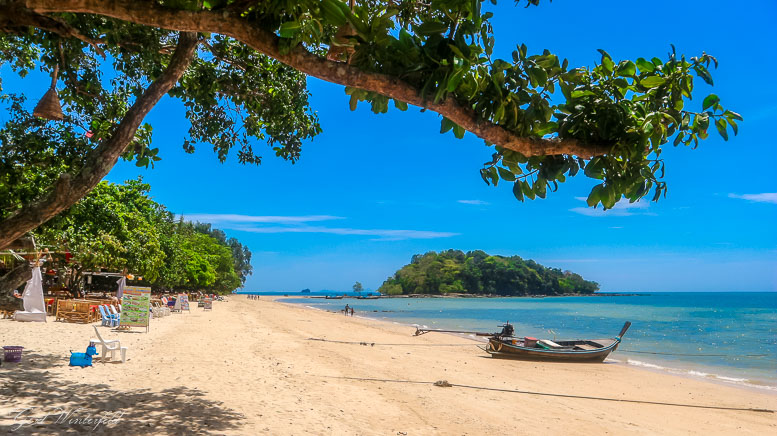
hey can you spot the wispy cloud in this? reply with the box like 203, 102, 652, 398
232, 225, 458, 241
728, 193, 777, 204
181, 214, 344, 224
457, 199, 489, 205
569, 197, 651, 217
181, 213, 458, 241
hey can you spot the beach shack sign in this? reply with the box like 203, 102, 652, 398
119, 286, 151, 332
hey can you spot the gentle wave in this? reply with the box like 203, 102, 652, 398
625, 359, 777, 391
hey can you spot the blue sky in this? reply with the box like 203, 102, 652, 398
5, 1, 777, 292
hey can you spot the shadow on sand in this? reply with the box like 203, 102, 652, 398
1, 351, 245, 434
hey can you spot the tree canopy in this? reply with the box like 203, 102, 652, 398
378, 250, 599, 296
32, 178, 251, 294
0, 0, 738, 249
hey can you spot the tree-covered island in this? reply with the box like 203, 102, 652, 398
378, 250, 598, 296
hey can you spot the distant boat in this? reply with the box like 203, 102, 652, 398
415, 322, 631, 363
325, 295, 343, 300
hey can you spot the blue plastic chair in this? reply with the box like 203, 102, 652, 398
99, 305, 118, 327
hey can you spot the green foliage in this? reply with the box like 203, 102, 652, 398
377, 250, 598, 296
207, 0, 738, 209
353, 281, 364, 293
0, 0, 740, 227
37, 179, 167, 282
0, 16, 320, 223
35, 179, 250, 294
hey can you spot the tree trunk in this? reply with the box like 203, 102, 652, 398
0, 263, 32, 307
0, 31, 199, 250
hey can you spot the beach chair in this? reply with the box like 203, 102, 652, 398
105, 305, 120, 326
98, 306, 116, 327
109, 305, 121, 322
91, 325, 127, 363
151, 302, 163, 318
104, 305, 119, 322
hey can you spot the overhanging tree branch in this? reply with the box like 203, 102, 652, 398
22, 0, 600, 158
0, 31, 198, 250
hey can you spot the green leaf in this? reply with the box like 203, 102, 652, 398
440, 117, 455, 133
528, 67, 548, 87
616, 60, 636, 77
522, 180, 535, 200
279, 21, 301, 38
571, 90, 596, 98
586, 184, 603, 207
613, 78, 629, 88
724, 110, 743, 121
393, 100, 408, 111
447, 70, 464, 92
453, 124, 465, 139
702, 94, 720, 110
497, 167, 516, 181
487, 166, 499, 186
512, 181, 524, 201
584, 157, 605, 179
601, 185, 617, 209
727, 118, 738, 136
416, 21, 449, 36
349, 94, 358, 111
716, 118, 728, 140
640, 76, 666, 88
534, 179, 547, 199
600, 55, 614, 74
635, 58, 655, 73
320, 0, 348, 27
533, 121, 558, 136
694, 65, 714, 85
479, 168, 490, 186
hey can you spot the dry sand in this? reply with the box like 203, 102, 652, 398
1, 296, 775, 435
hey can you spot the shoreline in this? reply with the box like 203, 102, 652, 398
241, 292, 652, 299
2, 296, 775, 434
276, 295, 777, 395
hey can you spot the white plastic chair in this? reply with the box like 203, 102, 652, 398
91, 325, 127, 363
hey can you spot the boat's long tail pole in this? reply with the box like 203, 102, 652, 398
414, 327, 494, 337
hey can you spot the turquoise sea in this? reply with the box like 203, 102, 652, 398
266, 292, 777, 391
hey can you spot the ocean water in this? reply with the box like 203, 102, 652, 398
274, 292, 777, 391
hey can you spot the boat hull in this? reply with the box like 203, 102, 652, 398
485, 338, 620, 363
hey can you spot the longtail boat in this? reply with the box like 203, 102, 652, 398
415, 321, 631, 363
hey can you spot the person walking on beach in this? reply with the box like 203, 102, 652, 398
349, 306, 355, 316
344, 304, 350, 316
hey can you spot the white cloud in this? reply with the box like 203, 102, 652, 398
181, 214, 344, 224
180, 213, 458, 241
457, 200, 489, 205
231, 225, 458, 241
570, 197, 651, 217
728, 193, 777, 204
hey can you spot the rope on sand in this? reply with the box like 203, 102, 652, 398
321, 375, 775, 414
307, 338, 479, 347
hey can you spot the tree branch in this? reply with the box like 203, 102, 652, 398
0, 1, 105, 57
22, 0, 603, 158
0, 31, 198, 250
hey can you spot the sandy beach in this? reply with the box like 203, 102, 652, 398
1, 296, 775, 435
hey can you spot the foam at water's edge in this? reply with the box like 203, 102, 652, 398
625, 359, 777, 392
